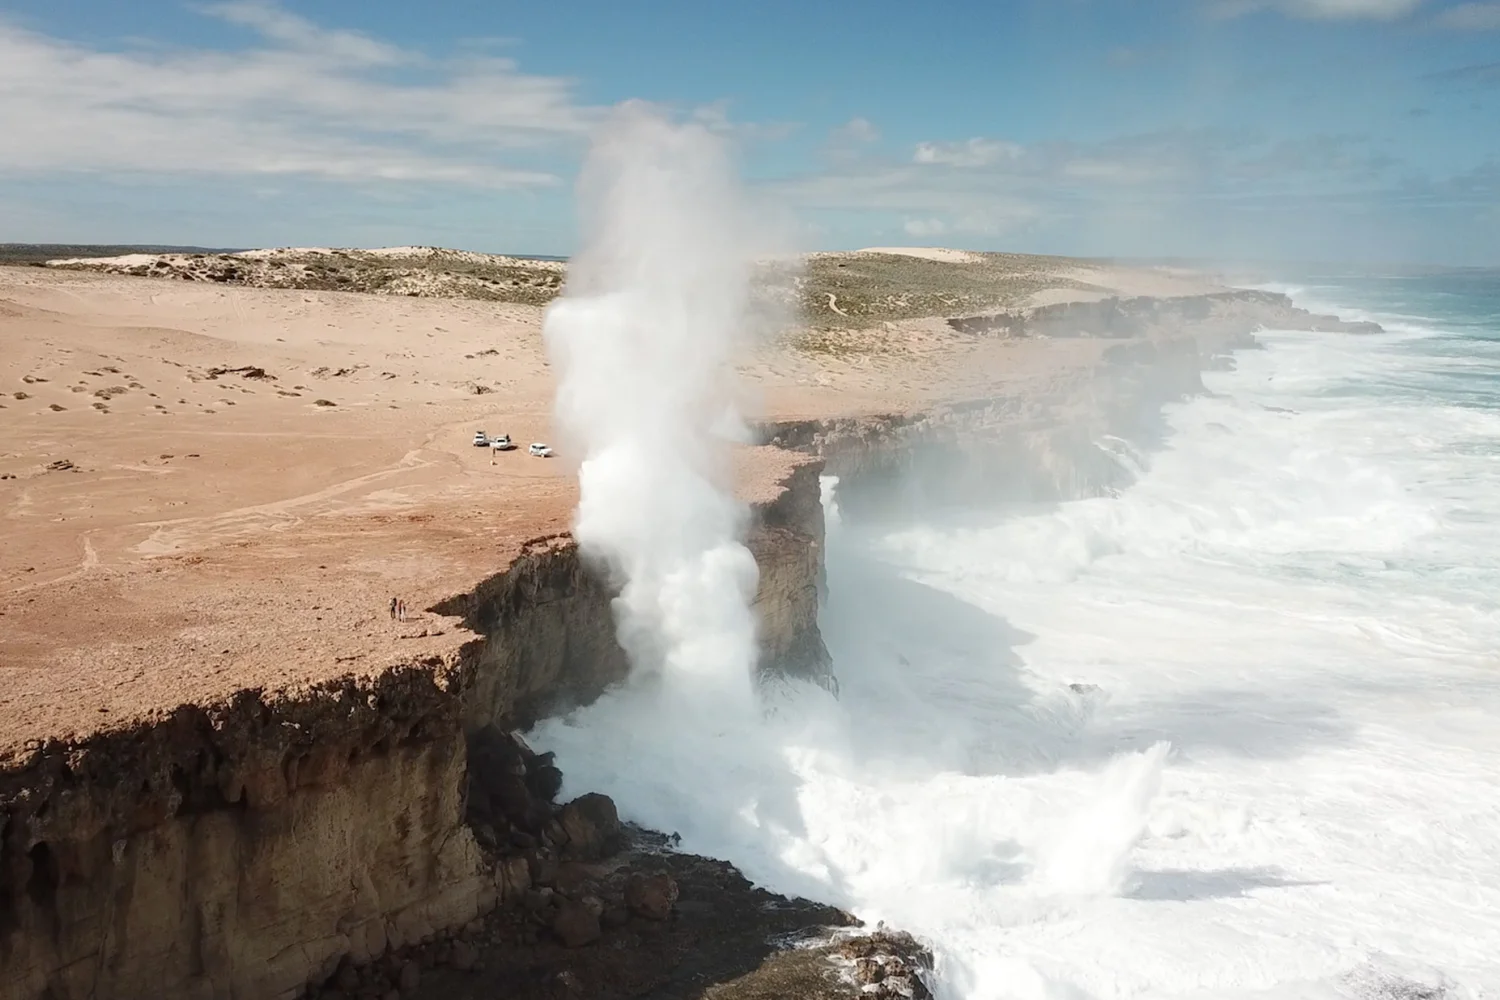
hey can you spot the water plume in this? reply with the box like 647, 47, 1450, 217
543, 101, 766, 717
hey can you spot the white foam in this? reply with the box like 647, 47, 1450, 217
536, 243, 1500, 993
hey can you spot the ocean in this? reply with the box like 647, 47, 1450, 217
535, 270, 1500, 1000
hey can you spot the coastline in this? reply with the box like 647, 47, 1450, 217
0, 248, 1378, 999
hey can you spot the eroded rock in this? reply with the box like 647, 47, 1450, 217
624, 872, 679, 921
557, 792, 620, 861
552, 899, 602, 948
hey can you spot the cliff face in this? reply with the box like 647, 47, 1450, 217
0, 461, 833, 1000
747, 461, 833, 685
436, 458, 834, 732
947, 289, 1383, 338
0, 663, 492, 1000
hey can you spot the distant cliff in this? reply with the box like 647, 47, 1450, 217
947, 289, 1383, 338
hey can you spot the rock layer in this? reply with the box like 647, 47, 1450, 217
0, 662, 490, 1000
947, 289, 1383, 338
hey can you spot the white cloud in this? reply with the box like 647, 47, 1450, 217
1209, 0, 1425, 19
902, 210, 1033, 238
832, 117, 881, 145
201, 2, 410, 66
0, 2, 595, 187
689, 100, 800, 144
903, 218, 948, 238
1435, 2, 1500, 27
772, 128, 1404, 249
913, 138, 1024, 168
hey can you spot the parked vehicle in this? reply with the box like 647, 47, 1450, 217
528, 443, 553, 458
489, 435, 515, 451
472, 431, 489, 447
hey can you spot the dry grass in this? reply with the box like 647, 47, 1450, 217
46, 247, 566, 306
39, 245, 1110, 361
789, 251, 1100, 331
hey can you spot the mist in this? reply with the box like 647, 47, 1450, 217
529, 102, 1181, 1000
542, 101, 766, 717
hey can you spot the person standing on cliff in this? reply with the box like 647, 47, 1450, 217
389, 596, 397, 620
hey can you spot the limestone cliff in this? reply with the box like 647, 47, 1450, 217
947, 288, 1383, 338
0, 459, 832, 1000
0, 661, 491, 1000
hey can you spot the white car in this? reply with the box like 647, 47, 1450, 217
472, 431, 489, 447
489, 434, 515, 451
528, 443, 553, 458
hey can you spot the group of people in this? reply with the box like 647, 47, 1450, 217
389, 596, 409, 621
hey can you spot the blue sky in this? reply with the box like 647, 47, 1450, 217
0, 0, 1496, 263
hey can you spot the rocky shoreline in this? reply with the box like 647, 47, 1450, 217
380, 725, 932, 1000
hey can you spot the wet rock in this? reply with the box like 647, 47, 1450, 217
855, 957, 887, 984
526, 757, 564, 801
552, 898, 602, 948
489, 773, 538, 828
558, 793, 620, 861
624, 872, 678, 921
601, 905, 631, 930
836, 931, 935, 999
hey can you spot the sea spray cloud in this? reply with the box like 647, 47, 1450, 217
530, 102, 837, 891
532, 103, 1181, 1000
543, 102, 764, 714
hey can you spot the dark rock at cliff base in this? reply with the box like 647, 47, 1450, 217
552, 899, 603, 948
404, 829, 908, 1000
466, 726, 565, 834
526, 759, 564, 802
557, 792, 621, 860
552, 860, 596, 895
624, 871, 679, 921
398, 960, 420, 995
448, 940, 478, 972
